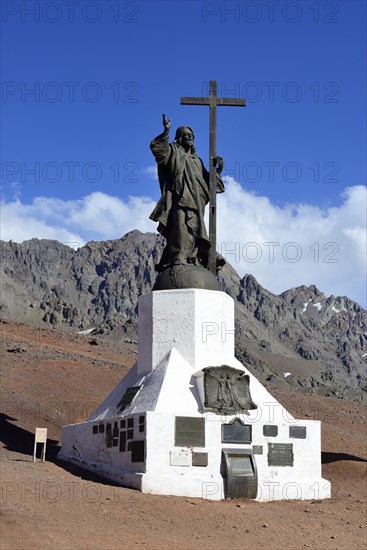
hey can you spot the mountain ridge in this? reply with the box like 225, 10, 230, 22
1, 230, 366, 401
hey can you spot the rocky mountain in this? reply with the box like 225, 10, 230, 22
1, 231, 366, 401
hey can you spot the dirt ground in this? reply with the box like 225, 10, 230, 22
1, 321, 366, 550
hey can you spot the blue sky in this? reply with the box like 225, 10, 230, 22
1, 1, 366, 306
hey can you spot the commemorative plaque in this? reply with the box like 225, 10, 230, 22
119, 431, 126, 452
268, 443, 294, 467
289, 426, 307, 439
192, 452, 208, 467
175, 417, 205, 447
117, 386, 141, 412
170, 450, 191, 466
203, 365, 257, 415
139, 415, 145, 433
263, 425, 278, 437
105, 426, 113, 448
130, 440, 145, 463
222, 418, 252, 444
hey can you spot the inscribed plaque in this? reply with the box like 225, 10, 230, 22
130, 441, 145, 463
263, 425, 278, 437
192, 452, 208, 467
268, 443, 294, 467
105, 427, 113, 448
175, 417, 205, 447
222, 419, 252, 443
119, 431, 126, 452
289, 426, 307, 439
170, 450, 191, 466
117, 386, 141, 412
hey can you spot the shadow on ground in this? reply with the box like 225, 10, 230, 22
0, 413, 125, 487
321, 451, 366, 464
0, 413, 60, 460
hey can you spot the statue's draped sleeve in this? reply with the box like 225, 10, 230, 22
149, 130, 183, 232
149, 129, 171, 192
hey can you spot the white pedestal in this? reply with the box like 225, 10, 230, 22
58, 290, 331, 501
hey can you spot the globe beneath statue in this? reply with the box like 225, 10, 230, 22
153, 264, 221, 291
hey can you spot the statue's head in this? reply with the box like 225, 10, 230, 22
174, 126, 196, 152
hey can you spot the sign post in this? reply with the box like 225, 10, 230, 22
33, 427, 47, 462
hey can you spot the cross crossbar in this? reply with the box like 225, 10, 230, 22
181, 97, 245, 107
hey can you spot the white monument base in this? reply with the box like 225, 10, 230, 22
58, 290, 331, 501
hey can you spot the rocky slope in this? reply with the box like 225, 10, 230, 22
1, 231, 366, 401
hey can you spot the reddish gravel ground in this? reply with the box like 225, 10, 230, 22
1, 321, 366, 550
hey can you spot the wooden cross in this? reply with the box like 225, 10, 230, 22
181, 80, 246, 275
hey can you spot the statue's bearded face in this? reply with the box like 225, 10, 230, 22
176, 127, 195, 150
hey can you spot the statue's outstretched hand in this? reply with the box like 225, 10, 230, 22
162, 114, 172, 131
214, 156, 224, 174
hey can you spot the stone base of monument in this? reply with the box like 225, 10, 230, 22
58, 289, 331, 501
153, 264, 221, 291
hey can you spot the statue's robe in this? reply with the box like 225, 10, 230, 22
149, 129, 224, 271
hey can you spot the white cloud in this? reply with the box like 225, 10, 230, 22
0, 199, 84, 246
140, 165, 158, 180
217, 179, 366, 305
1, 183, 366, 306
0, 192, 157, 246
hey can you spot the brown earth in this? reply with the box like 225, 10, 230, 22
1, 321, 366, 550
